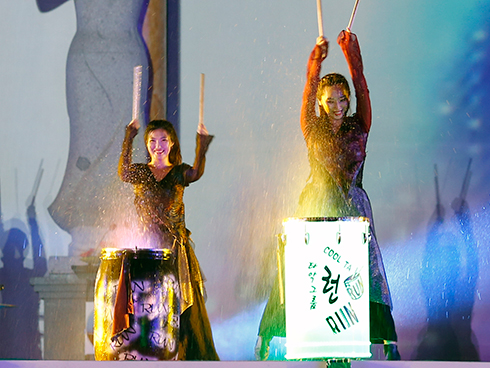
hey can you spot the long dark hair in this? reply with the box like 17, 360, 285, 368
317, 73, 351, 117
144, 120, 182, 165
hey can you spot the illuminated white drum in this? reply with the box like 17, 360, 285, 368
283, 217, 371, 360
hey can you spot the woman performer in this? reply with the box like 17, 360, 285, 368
118, 119, 219, 360
256, 31, 400, 360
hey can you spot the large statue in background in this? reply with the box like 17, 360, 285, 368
38, 0, 150, 255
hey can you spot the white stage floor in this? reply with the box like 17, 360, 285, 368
0, 361, 488, 368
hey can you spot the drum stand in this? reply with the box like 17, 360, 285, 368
326, 358, 351, 368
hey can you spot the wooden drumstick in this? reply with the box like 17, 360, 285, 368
316, 0, 324, 38
346, 0, 360, 33
132, 65, 143, 123
199, 73, 205, 125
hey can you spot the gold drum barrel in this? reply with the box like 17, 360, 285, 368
94, 248, 180, 360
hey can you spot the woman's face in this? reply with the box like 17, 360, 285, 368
319, 84, 349, 123
147, 128, 173, 162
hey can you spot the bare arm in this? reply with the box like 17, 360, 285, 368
337, 30, 371, 133
300, 37, 328, 139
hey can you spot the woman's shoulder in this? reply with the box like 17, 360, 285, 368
120, 162, 151, 184
175, 163, 192, 172
344, 114, 368, 134
159, 163, 190, 187
305, 115, 327, 137
132, 162, 150, 172
169, 163, 192, 180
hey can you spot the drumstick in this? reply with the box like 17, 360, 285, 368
132, 65, 143, 124
199, 73, 205, 125
316, 0, 324, 38
26, 159, 44, 207
346, 0, 360, 33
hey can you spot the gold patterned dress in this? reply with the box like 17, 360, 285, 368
119, 125, 219, 360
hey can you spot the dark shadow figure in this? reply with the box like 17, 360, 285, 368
416, 208, 461, 360
449, 196, 479, 361
0, 204, 48, 359
415, 162, 479, 361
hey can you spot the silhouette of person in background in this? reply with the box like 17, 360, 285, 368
417, 198, 460, 360
416, 161, 479, 361
448, 163, 480, 361
0, 204, 48, 359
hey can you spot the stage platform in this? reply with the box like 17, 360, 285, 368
0, 361, 488, 368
